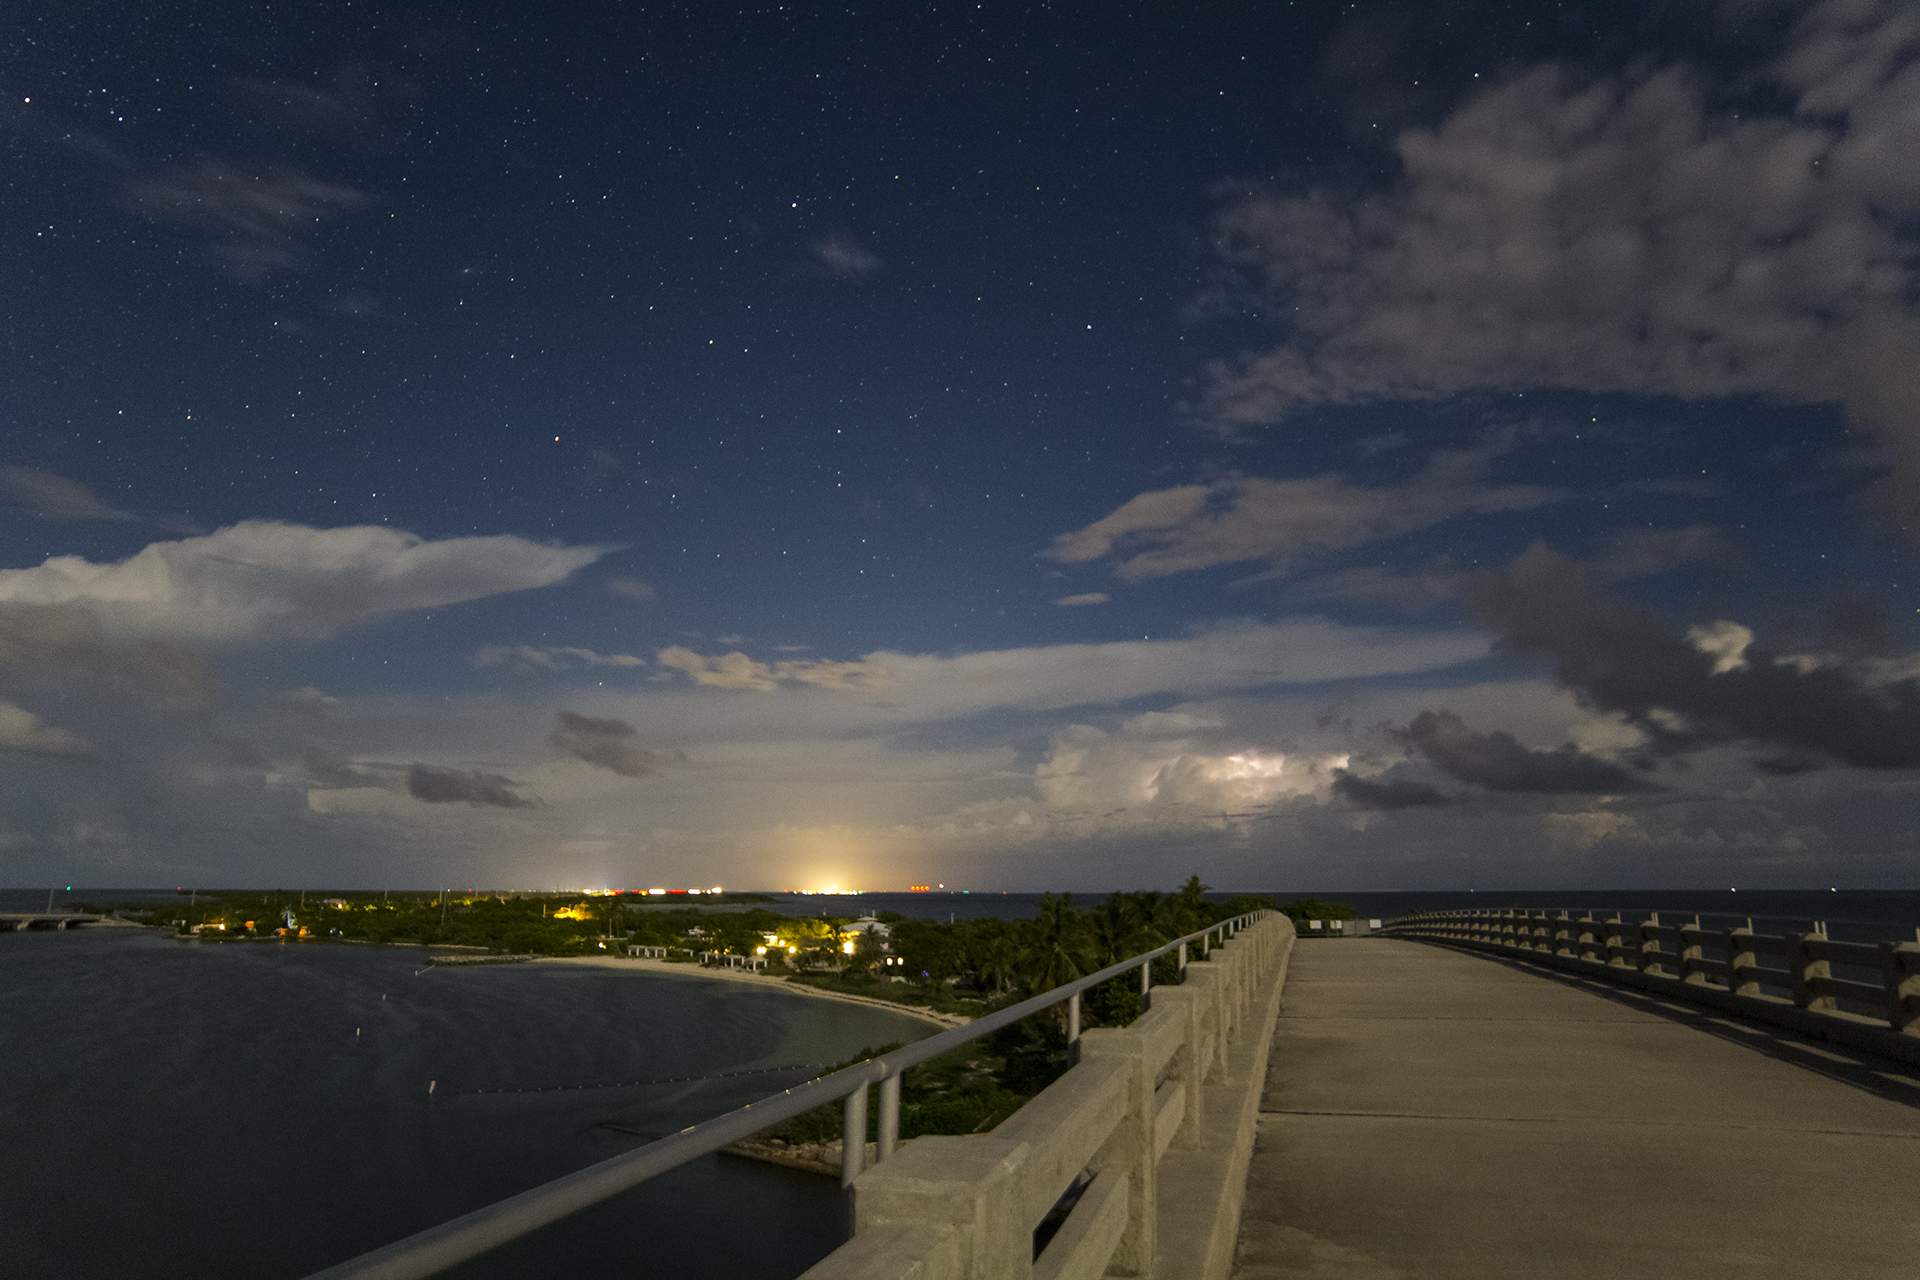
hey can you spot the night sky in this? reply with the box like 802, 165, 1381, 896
5, 1, 1919, 891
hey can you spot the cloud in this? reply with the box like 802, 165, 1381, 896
303, 741, 369, 788
473, 645, 646, 673
0, 602, 212, 704
548, 711, 666, 778
657, 647, 892, 692
125, 158, 374, 280
1402, 709, 1661, 794
0, 467, 136, 521
1032, 723, 1346, 829
0, 701, 93, 758
1468, 544, 1920, 769
1047, 447, 1551, 581
1590, 525, 1742, 581
0, 521, 608, 643
406, 764, 535, 808
810, 236, 882, 279
606, 575, 657, 602
1054, 593, 1110, 607
1201, 1, 1920, 529
656, 620, 1487, 713
1330, 768, 1451, 809
277, 686, 339, 719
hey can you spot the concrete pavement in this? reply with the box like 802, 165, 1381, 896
1231, 938, 1920, 1279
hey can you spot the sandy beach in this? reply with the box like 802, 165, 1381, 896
528, 954, 968, 1029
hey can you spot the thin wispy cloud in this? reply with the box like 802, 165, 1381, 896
1048, 447, 1552, 581
0, 467, 136, 521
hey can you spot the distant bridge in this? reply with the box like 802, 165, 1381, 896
0, 912, 105, 932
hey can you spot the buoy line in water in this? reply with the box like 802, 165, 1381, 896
448, 1062, 828, 1098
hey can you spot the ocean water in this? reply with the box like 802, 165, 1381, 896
0, 927, 935, 1279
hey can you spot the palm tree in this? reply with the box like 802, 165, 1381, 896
1023, 893, 1093, 993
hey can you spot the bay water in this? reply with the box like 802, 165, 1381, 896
0, 924, 935, 1279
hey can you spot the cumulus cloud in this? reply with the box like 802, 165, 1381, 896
1047, 447, 1551, 581
0, 701, 93, 758
1202, 1, 1920, 530
810, 236, 882, 279
1054, 593, 1110, 607
406, 764, 535, 808
1402, 709, 1661, 794
657, 647, 892, 692
1469, 544, 1920, 769
1033, 723, 1346, 827
0, 467, 136, 521
473, 645, 645, 673
548, 711, 665, 778
0, 521, 608, 643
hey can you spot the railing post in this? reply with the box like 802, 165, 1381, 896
1139, 957, 1152, 1011
1178, 939, 1188, 974
1883, 940, 1920, 1036
1639, 914, 1662, 976
876, 1072, 900, 1162
1067, 989, 1082, 1065
1790, 925, 1835, 1011
1577, 914, 1599, 964
1680, 917, 1706, 985
841, 1080, 868, 1190
1728, 925, 1759, 997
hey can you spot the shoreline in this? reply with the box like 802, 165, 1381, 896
529, 955, 969, 1029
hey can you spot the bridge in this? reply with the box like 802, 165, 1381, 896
1233, 925, 1920, 1278
304, 907, 1920, 1280
0, 912, 105, 931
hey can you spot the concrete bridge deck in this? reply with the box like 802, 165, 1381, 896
1232, 938, 1920, 1279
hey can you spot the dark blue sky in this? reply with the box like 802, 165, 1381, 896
3, 1, 1917, 892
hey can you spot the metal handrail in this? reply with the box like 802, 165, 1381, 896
303, 910, 1270, 1280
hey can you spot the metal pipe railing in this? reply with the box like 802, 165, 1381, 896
303, 910, 1268, 1280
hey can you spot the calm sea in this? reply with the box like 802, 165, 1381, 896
0, 919, 934, 1280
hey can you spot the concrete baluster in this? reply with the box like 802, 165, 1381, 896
1067, 990, 1082, 1065
1680, 918, 1707, 986
878, 1072, 900, 1162
843, 1080, 869, 1192
1140, 957, 1152, 1012
1577, 914, 1599, 964
1789, 926, 1836, 1012
1604, 915, 1627, 969
1882, 940, 1920, 1035
1079, 1029, 1158, 1276
1728, 926, 1760, 997
1639, 914, 1662, 976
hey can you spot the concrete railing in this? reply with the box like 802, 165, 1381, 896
806, 913, 1294, 1280
1383, 909, 1920, 1066
302, 911, 1287, 1280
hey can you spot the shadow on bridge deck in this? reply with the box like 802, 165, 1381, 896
1232, 938, 1920, 1280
